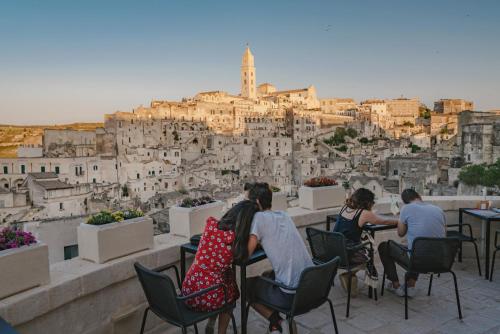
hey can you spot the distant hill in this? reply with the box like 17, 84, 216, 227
0, 123, 104, 158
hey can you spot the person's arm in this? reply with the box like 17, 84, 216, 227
358, 210, 398, 227
247, 234, 258, 257
397, 220, 408, 237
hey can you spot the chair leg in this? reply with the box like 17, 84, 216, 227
231, 312, 238, 334
288, 317, 295, 334
381, 270, 386, 296
428, 274, 433, 296
489, 249, 497, 282
182, 327, 187, 334
451, 271, 463, 319
194, 323, 199, 334
472, 241, 482, 276
328, 299, 339, 334
346, 271, 352, 318
404, 273, 409, 320
139, 307, 149, 334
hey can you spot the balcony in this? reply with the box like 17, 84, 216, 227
1, 196, 499, 333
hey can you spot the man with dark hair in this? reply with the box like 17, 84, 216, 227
378, 189, 446, 297
246, 183, 313, 334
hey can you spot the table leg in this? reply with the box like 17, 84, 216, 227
326, 217, 331, 231
458, 209, 463, 262
241, 265, 247, 334
485, 219, 491, 280
180, 248, 186, 281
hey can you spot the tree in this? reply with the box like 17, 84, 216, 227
336, 145, 348, 152
403, 121, 415, 127
458, 160, 500, 187
346, 128, 358, 138
359, 137, 369, 144
411, 144, 421, 153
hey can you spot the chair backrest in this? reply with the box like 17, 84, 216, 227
292, 257, 340, 314
306, 227, 349, 267
409, 237, 460, 274
134, 262, 183, 323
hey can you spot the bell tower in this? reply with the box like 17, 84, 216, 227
241, 46, 256, 99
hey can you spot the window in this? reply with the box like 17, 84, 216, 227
21, 165, 25, 174
93, 165, 98, 171
393, 169, 399, 176
75, 167, 79, 176
137, 173, 140, 179
3, 166, 8, 174
41, 166, 45, 173
92, 178, 96, 183
64, 245, 79, 260
59, 202, 64, 210
55, 166, 60, 174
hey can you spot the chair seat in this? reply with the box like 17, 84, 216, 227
155, 303, 236, 327
447, 230, 474, 241
252, 295, 325, 317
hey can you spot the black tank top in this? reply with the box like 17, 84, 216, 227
333, 206, 364, 244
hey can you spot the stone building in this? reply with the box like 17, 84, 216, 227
458, 110, 500, 164
434, 99, 473, 114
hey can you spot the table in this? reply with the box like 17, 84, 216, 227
180, 243, 267, 334
459, 208, 500, 280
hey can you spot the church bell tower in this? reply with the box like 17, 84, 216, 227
241, 46, 256, 99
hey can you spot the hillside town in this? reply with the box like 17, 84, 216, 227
1, 47, 499, 231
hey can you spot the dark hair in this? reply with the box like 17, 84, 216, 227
218, 200, 246, 231
401, 188, 421, 204
346, 188, 375, 210
248, 182, 272, 210
232, 200, 259, 263
244, 182, 254, 191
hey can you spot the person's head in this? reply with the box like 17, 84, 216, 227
243, 182, 254, 199
401, 188, 421, 204
248, 182, 273, 211
232, 200, 260, 263
346, 188, 375, 210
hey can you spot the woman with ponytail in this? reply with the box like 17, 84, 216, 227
181, 200, 259, 334
334, 188, 398, 293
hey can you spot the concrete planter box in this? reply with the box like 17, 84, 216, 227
299, 185, 346, 210
0, 242, 50, 299
272, 192, 288, 211
78, 216, 154, 264
169, 201, 224, 238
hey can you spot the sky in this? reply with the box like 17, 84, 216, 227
0, 0, 499, 125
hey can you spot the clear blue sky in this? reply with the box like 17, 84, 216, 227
1, 0, 499, 124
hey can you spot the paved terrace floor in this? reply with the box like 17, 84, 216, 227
158, 259, 500, 334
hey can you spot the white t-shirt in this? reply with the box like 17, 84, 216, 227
250, 210, 313, 291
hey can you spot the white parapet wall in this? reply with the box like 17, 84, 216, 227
1, 196, 499, 333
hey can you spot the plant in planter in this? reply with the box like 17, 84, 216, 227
270, 186, 281, 193
0, 227, 49, 299
0, 227, 36, 250
86, 209, 143, 225
179, 196, 215, 208
299, 177, 345, 210
78, 209, 152, 264
304, 177, 338, 187
169, 196, 224, 238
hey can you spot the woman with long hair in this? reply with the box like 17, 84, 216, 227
181, 200, 259, 334
334, 188, 398, 292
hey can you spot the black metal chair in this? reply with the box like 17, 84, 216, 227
245, 257, 340, 334
0, 317, 19, 334
306, 227, 369, 318
447, 223, 481, 276
134, 262, 237, 334
380, 237, 462, 320
490, 231, 500, 281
